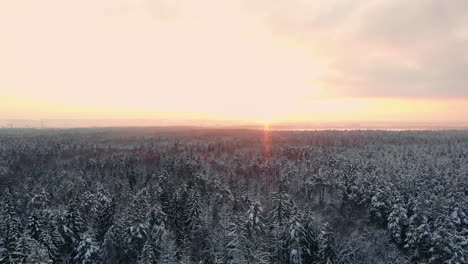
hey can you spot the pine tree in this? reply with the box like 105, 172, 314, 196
269, 192, 293, 226
24, 235, 53, 264
207, 210, 234, 264
404, 199, 432, 262
73, 232, 99, 264
125, 221, 148, 261
387, 198, 408, 245
41, 227, 63, 263
101, 220, 127, 264
0, 198, 22, 264
186, 188, 210, 261
95, 197, 115, 242
369, 188, 390, 226
317, 222, 335, 264
176, 184, 190, 237
156, 232, 179, 264
300, 212, 319, 264
15, 231, 31, 264
64, 199, 85, 242
138, 240, 158, 264
123, 189, 151, 261
27, 209, 46, 242
286, 213, 304, 264
269, 192, 295, 264
29, 189, 50, 210
224, 219, 244, 264
245, 202, 265, 240
137, 222, 167, 264
241, 201, 270, 264
61, 199, 85, 260
186, 189, 202, 233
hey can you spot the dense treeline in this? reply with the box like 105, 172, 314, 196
0, 128, 467, 263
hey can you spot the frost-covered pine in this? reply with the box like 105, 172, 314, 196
427, 216, 467, 264
73, 232, 99, 264
225, 220, 244, 264
55, 199, 86, 261
186, 188, 202, 233
241, 202, 270, 264
92, 186, 114, 243
29, 189, 50, 210
404, 199, 432, 261
63, 199, 85, 245
317, 222, 335, 264
125, 222, 149, 258
80, 190, 97, 218
156, 232, 179, 264
387, 198, 408, 245
269, 191, 294, 263
207, 211, 235, 264
300, 211, 319, 264
245, 201, 264, 239
269, 191, 293, 226
24, 236, 52, 264
172, 184, 191, 245
369, 188, 390, 226
124, 189, 151, 260
138, 221, 167, 264
446, 228, 468, 264
286, 215, 304, 264
41, 227, 63, 263
15, 231, 33, 263
27, 210, 46, 242
138, 240, 158, 264
7, 230, 53, 264
100, 220, 127, 264
0, 198, 22, 264
95, 197, 115, 243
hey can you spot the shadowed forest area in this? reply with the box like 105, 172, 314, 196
0, 128, 467, 263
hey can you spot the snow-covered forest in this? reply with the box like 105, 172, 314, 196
0, 128, 467, 263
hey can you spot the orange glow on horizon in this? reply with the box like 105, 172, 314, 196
2, 91, 468, 124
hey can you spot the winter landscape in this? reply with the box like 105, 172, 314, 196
0, 128, 467, 263
2, 0, 468, 263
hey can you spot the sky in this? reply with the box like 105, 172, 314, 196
1, 0, 468, 125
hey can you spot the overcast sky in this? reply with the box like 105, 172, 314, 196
1, 0, 467, 123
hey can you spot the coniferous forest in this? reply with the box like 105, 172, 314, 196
0, 128, 467, 264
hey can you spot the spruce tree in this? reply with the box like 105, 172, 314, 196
404, 199, 432, 261
138, 222, 167, 264
95, 197, 115, 242
286, 213, 304, 264
242, 201, 270, 264
27, 209, 45, 242
317, 222, 335, 264
0, 198, 22, 264
73, 232, 99, 264
387, 198, 408, 245
61, 199, 85, 260
300, 212, 319, 264
269, 191, 294, 264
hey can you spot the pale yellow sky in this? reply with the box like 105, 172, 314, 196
1, 0, 467, 124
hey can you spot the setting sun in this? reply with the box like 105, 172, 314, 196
1, 2, 467, 263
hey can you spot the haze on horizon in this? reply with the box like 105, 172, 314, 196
1, 0, 468, 125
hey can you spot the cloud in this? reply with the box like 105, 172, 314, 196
252, 0, 468, 98
1, 0, 467, 122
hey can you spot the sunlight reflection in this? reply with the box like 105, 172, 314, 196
263, 122, 271, 161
